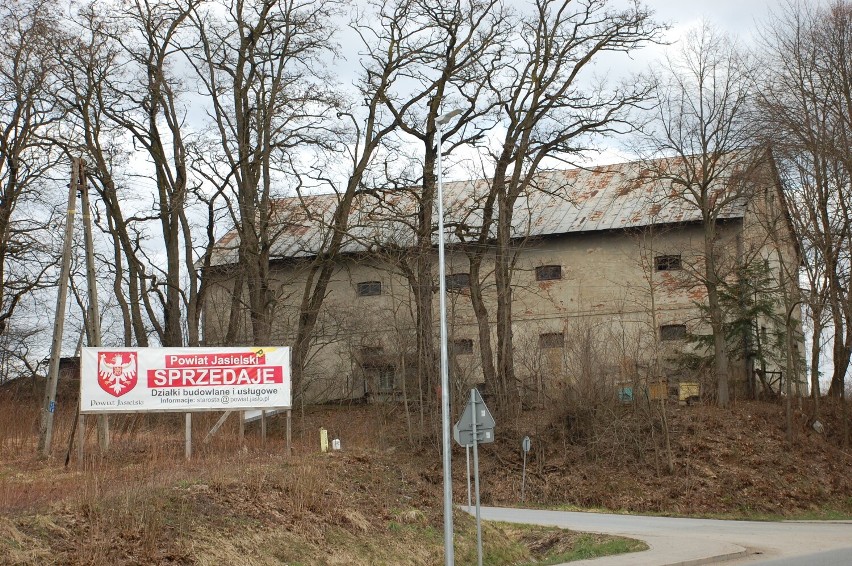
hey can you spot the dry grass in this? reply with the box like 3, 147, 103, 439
1, 389, 639, 565
8, 381, 844, 565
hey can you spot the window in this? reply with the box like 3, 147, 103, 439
660, 324, 687, 341
360, 346, 384, 361
535, 265, 562, 281
452, 339, 474, 355
377, 366, 395, 392
655, 255, 682, 271
356, 281, 382, 296
446, 273, 470, 290
539, 332, 564, 349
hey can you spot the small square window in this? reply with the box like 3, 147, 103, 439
356, 281, 382, 296
539, 332, 564, 349
446, 273, 470, 290
452, 339, 474, 354
660, 324, 687, 341
655, 255, 682, 271
535, 265, 562, 281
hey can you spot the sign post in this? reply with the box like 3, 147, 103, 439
521, 436, 531, 502
453, 388, 495, 566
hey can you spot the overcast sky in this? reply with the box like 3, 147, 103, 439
653, 0, 778, 39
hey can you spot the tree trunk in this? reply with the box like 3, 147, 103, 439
415, 148, 438, 397
809, 312, 822, 419
494, 193, 516, 411
468, 256, 497, 392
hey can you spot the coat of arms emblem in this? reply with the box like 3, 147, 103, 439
98, 352, 138, 397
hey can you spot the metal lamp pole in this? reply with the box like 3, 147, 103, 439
436, 108, 462, 566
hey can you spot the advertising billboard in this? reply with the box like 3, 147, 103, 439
80, 347, 291, 414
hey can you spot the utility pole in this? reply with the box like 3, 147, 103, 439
38, 158, 80, 458
79, 160, 109, 450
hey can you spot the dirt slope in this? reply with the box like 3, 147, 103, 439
1, 388, 851, 565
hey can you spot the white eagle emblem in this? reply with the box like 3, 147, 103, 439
97, 352, 138, 397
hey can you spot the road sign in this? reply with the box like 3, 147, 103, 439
456, 388, 495, 432
522, 435, 531, 453
454, 388, 493, 566
454, 422, 494, 446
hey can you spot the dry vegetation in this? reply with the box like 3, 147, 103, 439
483, 397, 852, 518
0, 380, 645, 566
1, 377, 851, 565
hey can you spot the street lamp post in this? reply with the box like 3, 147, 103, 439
435, 108, 462, 566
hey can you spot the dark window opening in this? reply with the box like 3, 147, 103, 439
446, 273, 470, 290
356, 281, 382, 296
377, 366, 395, 392
655, 255, 682, 271
535, 265, 562, 281
452, 339, 474, 354
359, 346, 385, 366
539, 332, 564, 349
660, 324, 687, 341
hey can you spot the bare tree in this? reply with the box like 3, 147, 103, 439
757, 1, 852, 404
345, 0, 508, 405
644, 23, 761, 408
56, 0, 203, 347
0, 0, 65, 340
469, 0, 661, 410
187, 0, 340, 347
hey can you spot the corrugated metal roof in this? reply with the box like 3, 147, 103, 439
206, 155, 749, 267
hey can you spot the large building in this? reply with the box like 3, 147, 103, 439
201, 153, 802, 405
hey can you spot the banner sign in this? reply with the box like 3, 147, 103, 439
80, 347, 291, 414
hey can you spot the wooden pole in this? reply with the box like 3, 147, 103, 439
77, 413, 85, 463
185, 413, 192, 460
286, 409, 292, 457
79, 161, 108, 451
203, 411, 232, 444
37, 159, 80, 458
239, 411, 245, 445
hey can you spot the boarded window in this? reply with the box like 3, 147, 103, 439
356, 281, 382, 296
655, 255, 682, 271
660, 324, 687, 341
535, 265, 562, 281
446, 273, 470, 290
539, 332, 564, 349
452, 339, 474, 354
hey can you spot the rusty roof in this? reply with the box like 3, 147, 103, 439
206, 155, 751, 267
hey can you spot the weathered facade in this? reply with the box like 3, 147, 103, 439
202, 154, 802, 405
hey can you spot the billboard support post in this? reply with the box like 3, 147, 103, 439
185, 413, 192, 460
239, 411, 245, 445
286, 409, 292, 456
203, 411, 233, 444
77, 413, 84, 462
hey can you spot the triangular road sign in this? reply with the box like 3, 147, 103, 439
455, 388, 495, 432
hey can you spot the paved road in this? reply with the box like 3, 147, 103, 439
471, 506, 852, 565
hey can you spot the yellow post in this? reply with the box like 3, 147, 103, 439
320, 427, 329, 453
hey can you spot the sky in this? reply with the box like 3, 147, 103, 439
652, 0, 779, 38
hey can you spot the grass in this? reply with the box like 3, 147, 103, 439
519, 535, 647, 565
